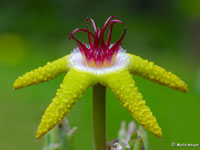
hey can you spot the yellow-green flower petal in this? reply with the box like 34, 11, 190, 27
14, 55, 70, 90
101, 69, 162, 138
36, 69, 96, 139
127, 54, 188, 92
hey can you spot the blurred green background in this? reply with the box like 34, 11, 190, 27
0, 0, 200, 150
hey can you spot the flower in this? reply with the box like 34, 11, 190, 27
13, 16, 188, 140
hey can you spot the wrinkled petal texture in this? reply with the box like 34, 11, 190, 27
36, 69, 96, 139
13, 51, 188, 140
101, 69, 162, 138
127, 54, 188, 93
14, 55, 70, 90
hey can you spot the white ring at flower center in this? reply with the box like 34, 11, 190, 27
68, 47, 129, 75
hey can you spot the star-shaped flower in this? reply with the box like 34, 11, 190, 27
14, 16, 188, 140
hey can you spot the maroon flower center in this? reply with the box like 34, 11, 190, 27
69, 16, 126, 68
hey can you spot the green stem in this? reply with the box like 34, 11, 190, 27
92, 84, 107, 150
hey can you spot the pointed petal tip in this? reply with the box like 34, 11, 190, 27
176, 82, 188, 93
13, 78, 28, 90
143, 122, 162, 139
155, 130, 162, 140
157, 135, 163, 140
182, 88, 188, 93
147, 125, 162, 139
35, 125, 50, 140
13, 85, 17, 91
183, 84, 189, 93
13, 81, 20, 90
35, 134, 40, 140
35, 131, 44, 140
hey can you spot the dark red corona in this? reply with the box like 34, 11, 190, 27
69, 16, 126, 67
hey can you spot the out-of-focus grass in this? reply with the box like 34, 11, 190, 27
0, 41, 199, 150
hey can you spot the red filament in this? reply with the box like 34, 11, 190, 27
69, 16, 126, 67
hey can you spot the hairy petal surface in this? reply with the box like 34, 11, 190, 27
127, 54, 188, 92
101, 69, 162, 138
14, 55, 70, 90
36, 69, 96, 139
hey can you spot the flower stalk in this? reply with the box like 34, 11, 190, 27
92, 84, 107, 150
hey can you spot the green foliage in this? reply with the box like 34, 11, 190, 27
44, 119, 77, 150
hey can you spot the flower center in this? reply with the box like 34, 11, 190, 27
69, 48, 129, 75
69, 16, 126, 68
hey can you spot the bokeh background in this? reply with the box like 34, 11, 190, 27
0, 0, 200, 150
